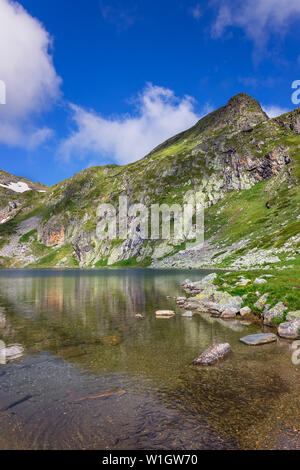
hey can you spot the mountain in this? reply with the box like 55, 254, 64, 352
0, 171, 48, 225
0, 92, 299, 274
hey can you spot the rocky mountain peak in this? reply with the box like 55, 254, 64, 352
209, 92, 268, 133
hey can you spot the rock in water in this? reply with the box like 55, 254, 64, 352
135, 313, 144, 319
182, 311, 194, 317
240, 333, 277, 346
193, 343, 231, 366
278, 320, 300, 340
3, 344, 24, 361
156, 310, 175, 318
102, 335, 121, 346
221, 309, 236, 319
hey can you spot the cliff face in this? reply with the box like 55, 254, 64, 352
0, 93, 299, 269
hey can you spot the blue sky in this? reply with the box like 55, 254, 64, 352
0, 0, 300, 185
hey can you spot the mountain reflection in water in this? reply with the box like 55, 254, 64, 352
0, 269, 299, 450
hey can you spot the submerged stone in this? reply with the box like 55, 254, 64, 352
240, 333, 277, 346
3, 344, 24, 361
193, 343, 231, 366
102, 335, 121, 346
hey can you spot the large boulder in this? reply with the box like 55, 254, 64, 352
193, 343, 231, 366
278, 320, 300, 340
263, 302, 287, 326
210, 292, 242, 316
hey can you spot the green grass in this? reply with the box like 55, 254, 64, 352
19, 229, 37, 243
28, 244, 79, 268
111, 256, 152, 267
215, 265, 300, 321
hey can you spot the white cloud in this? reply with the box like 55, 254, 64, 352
59, 84, 209, 166
189, 4, 202, 20
0, 0, 61, 149
212, 0, 300, 48
262, 104, 289, 118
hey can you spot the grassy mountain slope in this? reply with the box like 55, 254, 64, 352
0, 93, 299, 282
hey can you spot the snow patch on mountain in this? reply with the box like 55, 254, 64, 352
0, 181, 31, 193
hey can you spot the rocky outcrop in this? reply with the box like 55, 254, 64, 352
73, 233, 93, 263
40, 216, 65, 247
179, 274, 243, 318
0, 200, 19, 224
193, 343, 231, 366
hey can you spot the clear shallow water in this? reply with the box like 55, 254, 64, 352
0, 268, 299, 450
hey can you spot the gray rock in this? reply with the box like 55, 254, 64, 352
240, 333, 277, 346
254, 278, 267, 285
263, 302, 287, 326
286, 311, 300, 321
213, 291, 243, 311
236, 279, 251, 286
182, 311, 194, 317
254, 293, 269, 311
193, 343, 231, 366
278, 320, 300, 340
240, 306, 251, 317
221, 309, 237, 319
